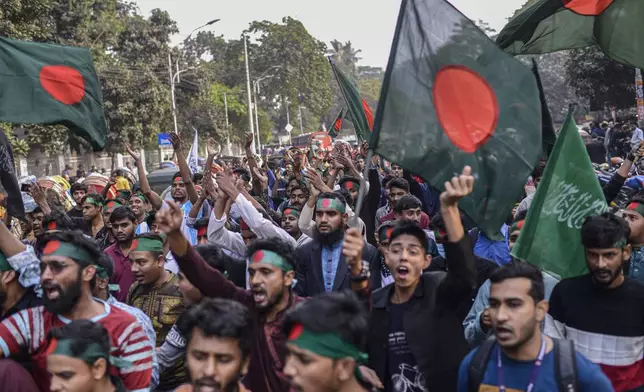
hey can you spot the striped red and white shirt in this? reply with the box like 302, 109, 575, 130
0, 300, 153, 392
545, 274, 644, 392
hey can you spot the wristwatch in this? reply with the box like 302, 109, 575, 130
350, 260, 371, 282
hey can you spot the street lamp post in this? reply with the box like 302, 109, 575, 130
243, 35, 256, 155
252, 66, 281, 154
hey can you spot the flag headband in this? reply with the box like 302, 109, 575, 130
378, 226, 394, 243
197, 226, 208, 237
130, 237, 164, 253
341, 180, 359, 191
510, 220, 525, 233
249, 250, 293, 272
47, 338, 132, 369
283, 208, 301, 218
83, 196, 102, 207
43, 240, 93, 265
103, 200, 123, 213
130, 192, 148, 203
287, 323, 368, 374
628, 202, 644, 218
316, 198, 346, 213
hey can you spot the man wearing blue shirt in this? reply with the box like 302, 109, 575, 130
458, 263, 612, 392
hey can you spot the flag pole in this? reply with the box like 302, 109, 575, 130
328, 57, 361, 142
351, 149, 373, 227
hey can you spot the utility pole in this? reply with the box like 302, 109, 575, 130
168, 53, 179, 135
253, 83, 261, 153
224, 93, 232, 155
298, 106, 304, 133
243, 35, 256, 154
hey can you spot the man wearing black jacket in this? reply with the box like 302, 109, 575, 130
366, 166, 477, 392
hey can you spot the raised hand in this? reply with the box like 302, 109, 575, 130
342, 227, 364, 271
251, 167, 268, 188
207, 139, 221, 158
169, 132, 182, 151
125, 144, 141, 162
440, 166, 475, 209
244, 133, 254, 149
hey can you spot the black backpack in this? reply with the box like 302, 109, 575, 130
468, 337, 579, 392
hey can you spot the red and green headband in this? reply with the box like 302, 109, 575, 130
628, 202, 644, 218
378, 226, 394, 243
130, 237, 164, 253
43, 240, 93, 265
83, 196, 102, 207
283, 208, 301, 218
288, 323, 368, 366
47, 337, 131, 369
249, 249, 293, 272
103, 200, 123, 213
197, 226, 208, 237
510, 219, 525, 233
130, 192, 148, 203
316, 198, 346, 214
341, 180, 360, 191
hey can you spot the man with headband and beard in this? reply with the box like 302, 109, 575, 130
545, 213, 644, 391
284, 291, 371, 392
156, 200, 371, 392
295, 192, 379, 297
0, 230, 154, 391
175, 298, 254, 392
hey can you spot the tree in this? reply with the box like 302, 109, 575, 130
566, 46, 635, 111
328, 40, 362, 77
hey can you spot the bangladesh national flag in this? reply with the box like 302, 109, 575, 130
512, 107, 608, 280
532, 59, 556, 158
0, 37, 107, 150
328, 109, 344, 139
371, 0, 542, 239
497, 0, 644, 69
329, 59, 374, 141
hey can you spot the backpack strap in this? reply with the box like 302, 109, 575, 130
468, 336, 496, 392
554, 338, 579, 392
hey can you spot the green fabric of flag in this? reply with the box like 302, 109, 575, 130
531, 59, 556, 158
371, 0, 542, 240
328, 109, 344, 139
329, 60, 374, 141
0, 37, 107, 150
512, 108, 608, 280
496, 0, 644, 69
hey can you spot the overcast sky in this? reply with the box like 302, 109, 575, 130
134, 0, 525, 67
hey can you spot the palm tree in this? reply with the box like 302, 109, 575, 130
328, 40, 362, 76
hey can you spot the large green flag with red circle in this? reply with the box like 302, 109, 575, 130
497, 0, 644, 69
371, 0, 542, 240
0, 37, 107, 150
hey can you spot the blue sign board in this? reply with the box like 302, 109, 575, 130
158, 133, 172, 146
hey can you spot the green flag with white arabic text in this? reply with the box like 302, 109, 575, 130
511, 108, 608, 279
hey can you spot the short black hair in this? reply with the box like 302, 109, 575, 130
389, 221, 428, 254
70, 183, 88, 194
132, 233, 164, 260
109, 206, 136, 224
81, 193, 104, 206
381, 174, 396, 189
246, 238, 296, 273
49, 319, 112, 371
489, 262, 545, 303
39, 230, 106, 270
513, 209, 528, 224
192, 173, 204, 183
581, 212, 630, 249
42, 208, 78, 232
337, 188, 354, 208
531, 161, 546, 180
394, 194, 422, 213
195, 243, 228, 274
289, 184, 310, 197
194, 218, 209, 233
316, 192, 347, 210
233, 168, 251, 183
386, 178, 409, 192
145, 210, 157, 228
284, 291, 368, 352
177, 298, 254, 360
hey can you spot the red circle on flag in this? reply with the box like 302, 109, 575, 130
47, 221, 56, 231
288, 323, 304, 341
39, 65, 86, 105
252, 250, 264, 263
43, 240, 60, 255
433, 65, 498, 153
562, 0, 614, 15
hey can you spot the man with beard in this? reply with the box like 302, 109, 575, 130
0, 231, 154, 392
457, 263, 612, 392
105, 206, 137, 302
617, 195, 644, 283
129, 192, 150, 235
81, 193, 106, 240
156, 200, 369, 392
127, 233, 187, 391
390, 163, 403, 178
365, 166, 477, 392
0, 220, 41, 319
47, 320, 129, 392
284, 291, 371, 392
175, 298, 254, 392
29, 206, 45, 246
545, 213, 644, 392
294, 192, 379, 297
67, 183, 87, 219
288, 184, 309, 211
281, 207, 311, 248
